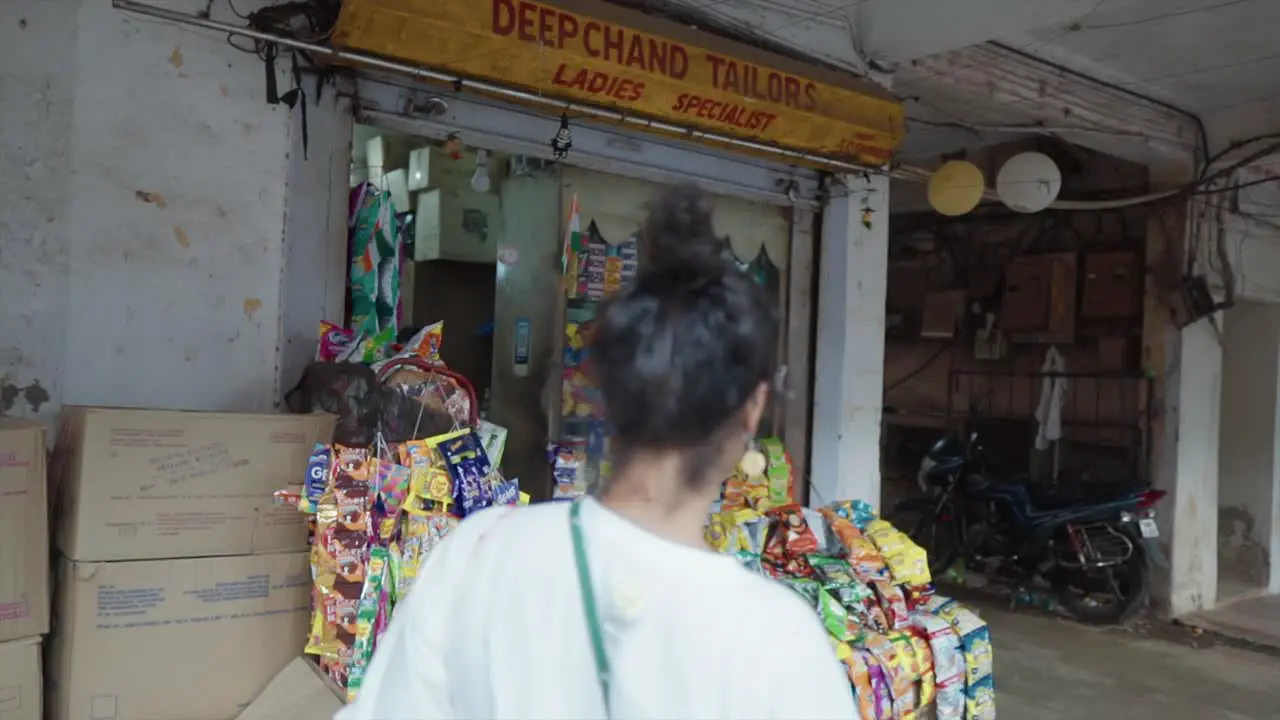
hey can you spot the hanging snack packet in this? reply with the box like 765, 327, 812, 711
493, 477, 520, 506
779, 576, 822, 606
837, 644, 879, 720
733, 549, 763, 574
317, 321, 357, 362
908, 629, 937, 709
332, 446, 372, 534
346, 546, 389, 702
912, 610, 966, 720
758, 437, 793, 507
810, 554, 858, 587
436, 429, 494, 517
372, 461, 411, 544
302, 444, 333, 513
864, 654, 895, 720
817, 588, 861, 642
871, 579, 912, 630
861, 632, 915, 716
475, 419, 509, 467
820, 508, 890, 581
400, 321, 445, 364
704, 512, 734, 553
771, 504, 821, 555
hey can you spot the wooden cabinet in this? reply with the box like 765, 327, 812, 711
1082, 252, 1142, 319
1001, 253, 1077, 343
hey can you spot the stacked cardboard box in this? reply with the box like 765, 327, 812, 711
0, 419, 50, 720
48, 407, 335, 720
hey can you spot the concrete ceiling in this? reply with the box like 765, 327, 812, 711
624, 0, 1278, 163
999, 0, 1280, 151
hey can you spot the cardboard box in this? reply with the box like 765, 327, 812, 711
50, 552, 311, 720
55, 407, 334, 562
235, 657, 344, 720
0, 637, 42, 720
0, 420, 50, 642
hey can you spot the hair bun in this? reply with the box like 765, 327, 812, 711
642, 184, 729, 276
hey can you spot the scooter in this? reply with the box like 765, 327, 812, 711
889, 432, 1168, 625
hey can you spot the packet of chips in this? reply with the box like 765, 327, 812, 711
779, 576, 822, 606
912, 610, 966, 720
820, 508, 890, 581
865, 654, 894, 719
817, 588, 863, 642
833, 641, 878, 720
399, 321, 445, 363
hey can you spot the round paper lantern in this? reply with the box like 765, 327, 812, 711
927, 160, 985, 217
996, 152, 1062, 213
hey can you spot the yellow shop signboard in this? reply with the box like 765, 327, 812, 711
333, 0, 905, 166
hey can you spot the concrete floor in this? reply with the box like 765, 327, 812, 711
1188, 593, 1280, 650
986, 604, 1280, 719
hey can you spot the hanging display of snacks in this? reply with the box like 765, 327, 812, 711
281, 425, 529, 698
704, 445, 996, 720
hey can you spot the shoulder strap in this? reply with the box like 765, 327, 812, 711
570, 500, 613, 718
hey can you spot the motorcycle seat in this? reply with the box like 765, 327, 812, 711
1026, 482, 1144, 511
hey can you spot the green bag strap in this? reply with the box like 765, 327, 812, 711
570, 499, 613, 718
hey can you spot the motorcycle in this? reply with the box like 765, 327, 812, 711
889, 432, 1168, 625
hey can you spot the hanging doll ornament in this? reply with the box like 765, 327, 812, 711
443, 132, 464, 160
551, 113, 573, 159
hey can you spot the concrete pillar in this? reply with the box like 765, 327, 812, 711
1218, 304, 1280, 596
1166, 318, 1222, 615
808, 173, 890, 507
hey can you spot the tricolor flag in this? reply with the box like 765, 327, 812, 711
562, 194, 582, 297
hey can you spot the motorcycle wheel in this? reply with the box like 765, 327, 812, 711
888, 498, 960, 577
1052, 544, 1149, 626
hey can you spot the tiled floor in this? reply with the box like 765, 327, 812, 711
986, 602, 1280, 719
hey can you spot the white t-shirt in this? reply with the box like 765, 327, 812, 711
337, 496, 858, 720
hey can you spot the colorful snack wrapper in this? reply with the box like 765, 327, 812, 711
493, 478, 520, 506
912, 610, 967, 720
871, 579, 912, 630
317, 320, 357, 362
303, 444, 332, 512
436, 430, 494, 516
819, 507, 890, 582
346, 546, 389, 702
965, 676, 996, 720
780, 576, 822, 606
864, 652, 894, 720
860, 631, 915, 713
371, 460, 411, 543
733, 550, 763, 574
399, 321, 445, 363
837, 643, 879, 720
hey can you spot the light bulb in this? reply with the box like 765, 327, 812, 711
470, 150, 491, 193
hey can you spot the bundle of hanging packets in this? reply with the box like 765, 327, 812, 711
706, 497, 995, 720
274, 426, 527, 701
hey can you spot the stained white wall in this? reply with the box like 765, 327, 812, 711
0, 1, 347, 426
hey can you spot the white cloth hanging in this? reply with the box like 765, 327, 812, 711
1034, 346, 1067, 451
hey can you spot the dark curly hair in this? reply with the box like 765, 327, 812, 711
590, 184, 780, 486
